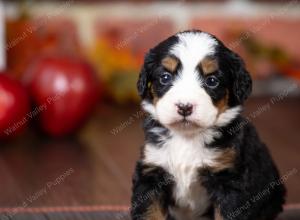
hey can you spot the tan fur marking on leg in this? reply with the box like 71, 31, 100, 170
215, 207, 223, 220
146, 200, 165, 220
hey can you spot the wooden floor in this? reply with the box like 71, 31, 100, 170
0, 97, 299, 219
0, 208, 299, 220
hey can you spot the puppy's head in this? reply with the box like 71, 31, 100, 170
138, 30, 252, 134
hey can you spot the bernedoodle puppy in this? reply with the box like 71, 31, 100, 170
131, 30, 286, 220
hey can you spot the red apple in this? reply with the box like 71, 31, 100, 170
25, 56, 100, 136
0, 73, 30, 138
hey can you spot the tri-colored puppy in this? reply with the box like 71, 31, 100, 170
131, 30, 285, 220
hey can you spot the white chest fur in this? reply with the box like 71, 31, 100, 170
144, 130, 220, 218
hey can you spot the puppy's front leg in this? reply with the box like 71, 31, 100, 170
132, 191, 165, 220
202, 170, 284, 220
131, 161, 173, 220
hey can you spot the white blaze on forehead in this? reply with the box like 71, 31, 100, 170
171, 32, 218, 70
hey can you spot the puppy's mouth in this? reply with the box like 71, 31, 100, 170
168, 118, 200, 130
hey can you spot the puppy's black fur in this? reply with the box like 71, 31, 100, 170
131, 30, 285, 220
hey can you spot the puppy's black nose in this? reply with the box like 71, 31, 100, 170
176, 103, 193, 117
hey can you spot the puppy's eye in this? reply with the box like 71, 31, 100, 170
205, 76, 219, 88
159, 73, 173, 85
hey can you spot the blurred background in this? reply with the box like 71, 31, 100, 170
0, 0, 299, 219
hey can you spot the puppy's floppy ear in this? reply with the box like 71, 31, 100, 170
137, 52, 154, 99
227, 50, 252, 105
137, 66, 148, 98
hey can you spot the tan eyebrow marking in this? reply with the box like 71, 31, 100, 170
161, 56, 178, 73
200, 57, 218, 75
